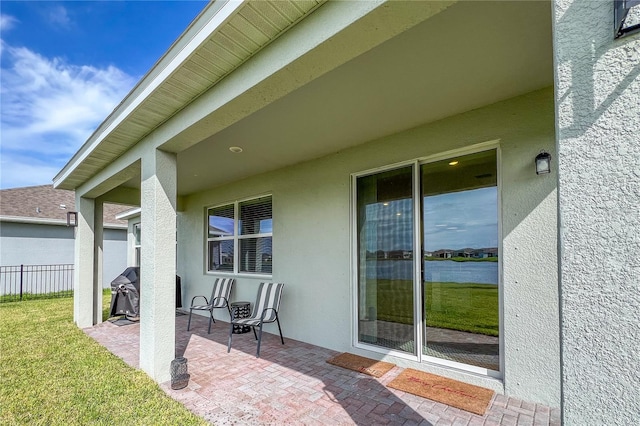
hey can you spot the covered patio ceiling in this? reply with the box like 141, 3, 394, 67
174, 0, 553, 195
57, 0, 553, 198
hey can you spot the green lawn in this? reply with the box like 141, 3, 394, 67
370, 279, 499, 336
0, 295, 207, 426
424, 282, 499, 336
0, 290, 74, 303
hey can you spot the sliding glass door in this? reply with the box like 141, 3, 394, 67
356, 166, 415, 353
421, 150, 499, 371
356, 149, 500, 373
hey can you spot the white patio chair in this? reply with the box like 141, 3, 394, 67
227, 282, 284, 357
187, 277, 234, 334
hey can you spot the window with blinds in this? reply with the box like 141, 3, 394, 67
206, 195, 272, 274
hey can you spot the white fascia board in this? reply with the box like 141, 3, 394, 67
115, 208, 142, 221
104, 224, 128, 230
53, 0, 244, 189
0, 215, 127, 229
0, 216, 69, 226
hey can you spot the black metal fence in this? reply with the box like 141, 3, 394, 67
0, 264, 74, 303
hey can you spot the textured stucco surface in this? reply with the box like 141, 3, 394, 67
93, 202, 103, 325
139, 149, 177, 383
74, 196, 95, 328
553, 1, 640, 424
102, 230, 127, 284
178, 89, 560, 406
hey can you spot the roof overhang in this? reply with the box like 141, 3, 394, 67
54, 0, 327, 190
54, 0, 554, 197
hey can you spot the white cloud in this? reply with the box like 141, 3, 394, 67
0, 14, 18, 32
0, 14, 18, 56
0, 43, 136, 189
48, 5, 71, 29
0, 153, 62, 190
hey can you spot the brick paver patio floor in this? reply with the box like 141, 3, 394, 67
84, 313, 560, 425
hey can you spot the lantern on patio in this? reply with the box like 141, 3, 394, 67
170, 357, 190, 390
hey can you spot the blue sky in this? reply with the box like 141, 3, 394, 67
423, 187, 498, 251
0, 1, 207, 189
364, 187, 498, 252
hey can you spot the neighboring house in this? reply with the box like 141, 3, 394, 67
432, 250, 453, 259
115, 208, 142, 268
51, 1, 640, 424
0, 185, 131, 286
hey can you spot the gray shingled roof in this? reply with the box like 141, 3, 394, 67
0, 185, 132, 227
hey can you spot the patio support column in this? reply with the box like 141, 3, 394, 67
139, 148, 177, 383
74, 195, 96, 328
553, 0, 640, 424
93, 200, 104, 325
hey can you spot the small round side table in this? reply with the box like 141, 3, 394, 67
230, 301, 251, 334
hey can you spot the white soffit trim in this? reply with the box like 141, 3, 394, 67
53, 0, 245, 188
115, 208, 142, 221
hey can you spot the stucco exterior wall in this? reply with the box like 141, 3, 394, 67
0, 222, 127, 286
103, 229, 128, 283
553, 1, 640, 424
178, 88, 559, 406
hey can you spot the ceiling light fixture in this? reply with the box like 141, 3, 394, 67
229, 146, 243, 153
449, 160, 459, 166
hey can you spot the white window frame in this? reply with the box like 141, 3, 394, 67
133, 222, 142, 266
350, 140, 503, 379
132, 221, 141, 267
206, 194, 273, 278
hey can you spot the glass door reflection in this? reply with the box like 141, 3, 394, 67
421, 150, 500, 371
356, 166, 415, 353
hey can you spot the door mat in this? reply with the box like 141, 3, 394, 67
326, 353, 395, 378
387, 369, 494, 416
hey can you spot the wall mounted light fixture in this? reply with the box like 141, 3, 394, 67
67, 211, 78, 227
615, 0, 640, 39
535, 151, 552, 175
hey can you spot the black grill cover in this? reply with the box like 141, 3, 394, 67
109, 268, 182, 319
109, 267, 140, 319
